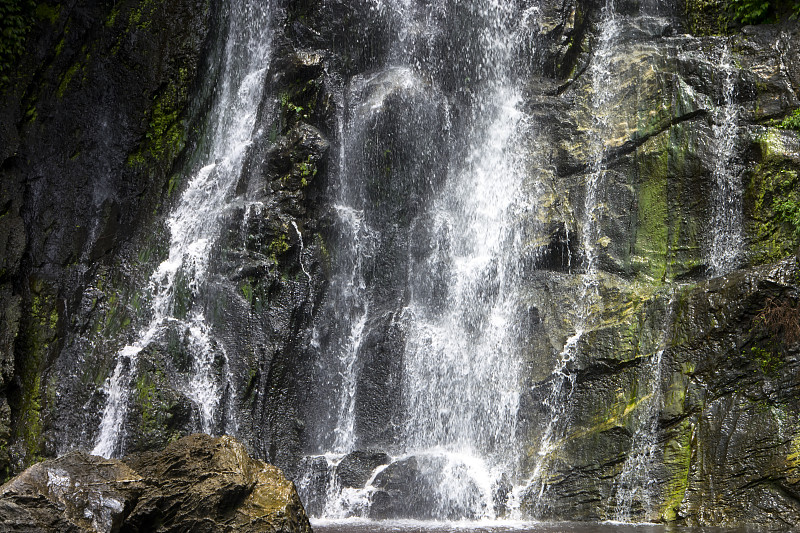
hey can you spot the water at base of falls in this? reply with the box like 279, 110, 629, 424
311, 519, 764, 533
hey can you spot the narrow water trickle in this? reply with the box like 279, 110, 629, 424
92, 0, 274, 458
708, 42, 743, 277
526, 0, 620, 510
612, 293, 677, 521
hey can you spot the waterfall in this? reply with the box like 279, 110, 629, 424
92, 0, 274, 458
525, 0, 620, 511
301, 0, 538, 520
612, 292, 677, 521
708, 43, 743, 277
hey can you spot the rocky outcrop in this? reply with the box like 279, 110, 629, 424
0, 434, 312, 533
2, 0, 800, 529
0, 0, 214, 475
509, 0, 800, 527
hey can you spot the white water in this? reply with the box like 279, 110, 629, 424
525, 0, 620, 509
92, 0, 274, 458
708, 43, 743, 277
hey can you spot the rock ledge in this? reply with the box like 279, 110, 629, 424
0, 434, 313, 533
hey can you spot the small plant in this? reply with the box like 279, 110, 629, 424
755, 296, 800, 345
0, 0, 35, 84
750, 346, 783, 373
727, 0, 800, 24
268, 233, 290, 262
729, 0, 772, 24
298, 158, 316, 186
774, 195, 800, 239
780, 108, 800, 132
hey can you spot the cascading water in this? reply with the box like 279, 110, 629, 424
92, 0, 274, 458
525, 0, 620, 509
707, 43, 743, 277
300, 0, 539, 521
612, 293, 677, 522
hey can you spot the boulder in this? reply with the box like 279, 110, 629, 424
0, 434, 312, 533
335, 450, 391, 488
0, 453, 144, 532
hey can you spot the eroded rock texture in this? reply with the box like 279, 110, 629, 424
0, 434, 312, 533
1, 0, 800, 529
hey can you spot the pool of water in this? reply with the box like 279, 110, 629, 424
310, 519, 765, 533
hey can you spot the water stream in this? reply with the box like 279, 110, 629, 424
92, 0, 274, 457
301, 0, 538, 520
525, 0, 620, 512
707, 42, 743, 277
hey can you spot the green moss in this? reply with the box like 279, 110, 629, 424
34, 3, 60, 24
57, 62, 82, 99
16, 279, 60, 466
747, 346, 782, 373
240, 282, 253, 304
635, 146, 669, 280
167, 174, 181, 197
105, 5, 120, 27
269, 233, 290, 262
789, 433, 800, 485
661, 420, 694, 521
128, 0, 161, 30
135, 372, 157, 426
128, 67, 189, 168
127, 152, 146, 168
745, 131, 800, 263
147, 93, 184, 161
685, 0, 730, 35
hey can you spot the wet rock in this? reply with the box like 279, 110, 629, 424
0, 434, 312, 533
369, 457, 437, 520
296, 455, 331, 517
335, 450, 391, 488
0, 452, 144, 532
492, 473, 513, 518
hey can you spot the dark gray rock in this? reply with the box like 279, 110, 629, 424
369, 457, 438, 520
335, 450, 391, 488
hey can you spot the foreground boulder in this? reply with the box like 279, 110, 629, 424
0, 434, 312, 533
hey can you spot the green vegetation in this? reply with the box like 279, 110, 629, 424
298, 157, 316, 187
34, 2, 59, 25
57, 62, 81, 98
128, 68, 190, 169
749, 345, 783, 373
240, 282, 253, 304
729, 0, 772, 23
774, 190, 800, 239
745, 296, 799, 374
17, 279, 59, 466
128, 0, 161, 31
0, 0, 34, 84
746, 132, 800, 263
280, 91, 309, 123
727, 0, 800, 24
269, 233, 290, 262
780, 108, 800, 132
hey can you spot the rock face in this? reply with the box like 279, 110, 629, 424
0, 0, 214, 475
2, 0, 800, 529
0, 434, 312, 533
